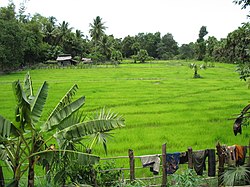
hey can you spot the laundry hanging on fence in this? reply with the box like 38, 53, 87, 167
192, 150, 208, 176
227, 145, 236, 166
140, 155, 160, 175
235, 145, 247, 166
166, 152, 180, 174
179, 151, 188, 164
222, 145, 247, 166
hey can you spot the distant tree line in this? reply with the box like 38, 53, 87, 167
0, 2, 249, 73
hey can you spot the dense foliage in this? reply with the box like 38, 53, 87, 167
0, 1, 249, 75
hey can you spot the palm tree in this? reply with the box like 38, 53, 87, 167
54, 21, 73, 47
43, 16, 57, 45
98, 34, 113, 60
0, 72, 124, 186
89, 16, 107, 52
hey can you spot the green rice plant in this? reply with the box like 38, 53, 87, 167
0, 61, 249, 159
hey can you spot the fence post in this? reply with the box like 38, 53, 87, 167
216, 142, 224, 186
208, 149, 216, 177
162, 143, 167, 187
188, 147, 193, 169
128, 149, 135, 182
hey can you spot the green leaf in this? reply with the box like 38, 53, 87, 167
54, 114, 124, 147
47, 84, 79, 121
0, 115, 19, 139
12, 81, 31, 129
41, 96, 85, 132
33, 149, 100, 165
0, 146, 7, 160
23, 72, 33, 100
31, 81, 48, 124
57, 111, 86, 131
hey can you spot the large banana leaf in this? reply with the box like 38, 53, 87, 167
23, 72, 33, 100
54, 116, 124, 147
30, 81, 48, 124
47, 84, 79, 121
41, 96, 85, 132
33, 149, 100, 165
57, 111, 86, 131
0, 115, 19, 139
12, 81, 31, 129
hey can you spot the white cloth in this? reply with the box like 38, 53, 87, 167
140, 155, 161, 173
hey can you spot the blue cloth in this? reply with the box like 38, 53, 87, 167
166, 152, 180, 174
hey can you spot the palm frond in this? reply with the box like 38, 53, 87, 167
47, 84, 79, 120
30, 81, 48, 124
41, 96, 85, 132
89, 132, 114, 155
222, 166, 250, 186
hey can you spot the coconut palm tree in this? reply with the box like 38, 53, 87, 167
89, 16, 107, 52
98, 34, 113, 60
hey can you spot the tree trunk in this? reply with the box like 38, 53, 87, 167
0, 166, 5, 187
27, 156, 35, 187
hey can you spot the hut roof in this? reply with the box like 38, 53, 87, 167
56, 55, 72, 61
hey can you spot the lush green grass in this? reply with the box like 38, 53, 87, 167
0, 61, 249, 159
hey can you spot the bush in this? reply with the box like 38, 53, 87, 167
68, 161, 121, 187
171, 169, 203, 187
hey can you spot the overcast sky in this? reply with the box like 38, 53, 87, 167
0, 0, 249, 45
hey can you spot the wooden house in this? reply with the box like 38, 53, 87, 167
56, 54, 77, 66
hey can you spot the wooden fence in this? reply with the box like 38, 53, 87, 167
98, 142, 250, 187
1, 142, 248, 186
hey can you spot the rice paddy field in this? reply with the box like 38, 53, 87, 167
0, 60, 249, 158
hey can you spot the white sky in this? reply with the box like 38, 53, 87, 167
0, 0, 249, 45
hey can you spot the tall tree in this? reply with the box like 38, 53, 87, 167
98, 34, 113, 60
196, 26, 208, 61
121, 35, 136, 58
205, 36, 218, 61
89, 16, 107, 52
0, 4, 24, 72
156, 33, 179, 60
179, 42, 195, 60
135, 32, 161, 58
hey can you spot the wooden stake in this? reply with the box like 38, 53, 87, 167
216, 142, 224, 186
208, 149, 216, 177
128, 149, 135, 181
162, 144, 167, 187
188, 147, 193, 169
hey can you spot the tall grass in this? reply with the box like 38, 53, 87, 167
0, 61, 249, 158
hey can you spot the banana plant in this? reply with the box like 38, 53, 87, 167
0, 72, 125, 187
